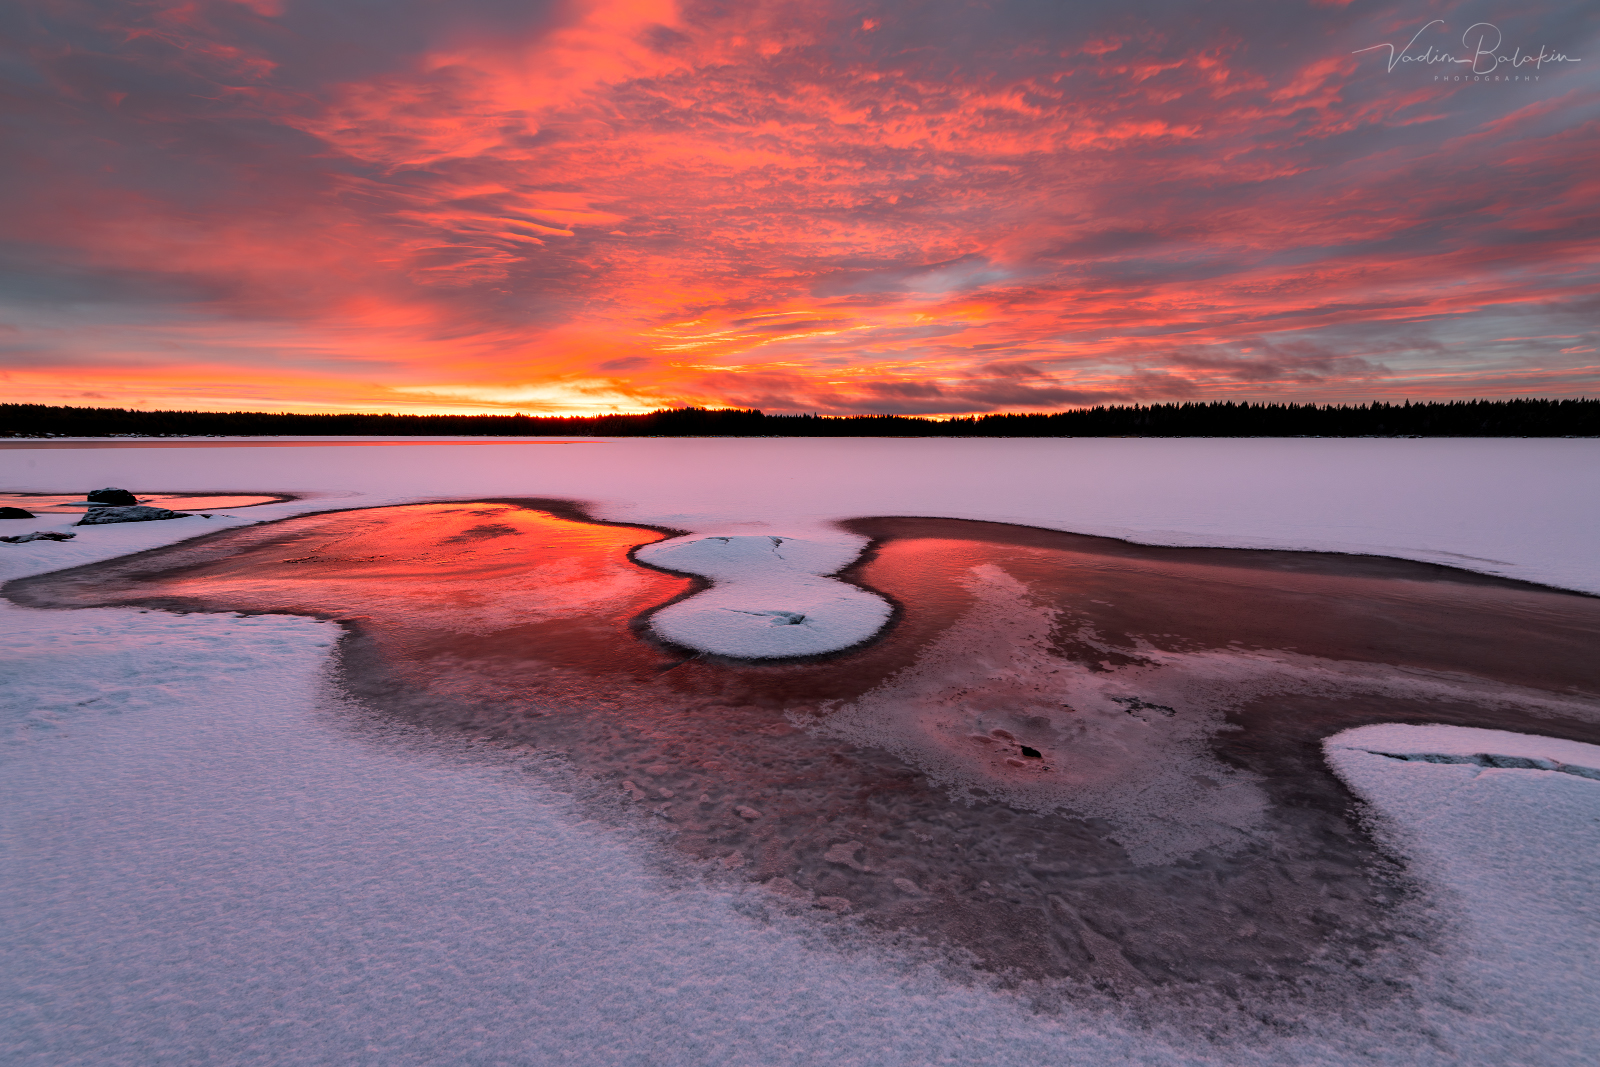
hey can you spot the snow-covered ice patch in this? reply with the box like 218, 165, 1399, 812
1325, 724, 1600, 1063
0, 508, 256, 575
635, 533, 892, 658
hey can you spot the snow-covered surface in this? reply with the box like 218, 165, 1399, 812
1325, 725, 1600, 1063
4, 438, 1599, 1064
6, 602, 1174, 1066
635, 534, 891, 657
3, 436, 1597, 592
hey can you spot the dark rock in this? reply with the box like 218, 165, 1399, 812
75, 505, 188, 526
0, 507, 35, 519
87, 488, 139, 506
1020, 746, 1042, 758
1, 531, 76, 543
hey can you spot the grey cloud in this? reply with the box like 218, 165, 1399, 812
811, 254, 1010, 297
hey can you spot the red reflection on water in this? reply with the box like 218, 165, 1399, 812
118, 502, 692, 680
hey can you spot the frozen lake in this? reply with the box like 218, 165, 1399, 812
3, 438, 1599, 1065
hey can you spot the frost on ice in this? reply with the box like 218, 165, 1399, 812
810, 564, 1271, 865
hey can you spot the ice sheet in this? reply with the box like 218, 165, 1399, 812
4, 439, 1599, 1064
809, 564, 1272, 865
4, 600, 1165, 1066
6, 598, 1599, 1064
4, 436, 1597, 592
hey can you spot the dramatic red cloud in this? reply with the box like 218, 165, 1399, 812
2, 1, 1595, 415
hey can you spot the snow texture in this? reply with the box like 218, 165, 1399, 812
10, 600, 1168, 1067
1325, 725, 1600, 1064
634, 534, 891, 657
3, 438, 1599, 1065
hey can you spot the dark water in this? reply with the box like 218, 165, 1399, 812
10, 501, 1599, 1012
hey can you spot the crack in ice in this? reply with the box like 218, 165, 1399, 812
1368, 751, 1600, 781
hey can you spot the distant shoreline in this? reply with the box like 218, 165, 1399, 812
3, 398, 1596, 439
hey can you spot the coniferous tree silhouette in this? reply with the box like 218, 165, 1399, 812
2, 399, 1595, 438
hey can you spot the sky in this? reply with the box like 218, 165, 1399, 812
1, 1, 1596, 417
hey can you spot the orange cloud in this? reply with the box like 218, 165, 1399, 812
1, 1, 1596, 414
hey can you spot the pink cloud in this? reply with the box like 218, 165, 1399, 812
0, 0, 1594, 414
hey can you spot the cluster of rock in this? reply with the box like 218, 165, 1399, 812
0, 530, 76, 543
70, 488, 188, 525
1, 487, 189, 544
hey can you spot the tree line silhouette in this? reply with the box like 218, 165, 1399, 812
3, 399, 1595, 438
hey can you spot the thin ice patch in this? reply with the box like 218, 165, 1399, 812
806, 564, 1271, 866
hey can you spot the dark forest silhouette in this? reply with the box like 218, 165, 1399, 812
3, 399, 1595, 438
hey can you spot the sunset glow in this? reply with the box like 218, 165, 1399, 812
3, 1, 1596, 415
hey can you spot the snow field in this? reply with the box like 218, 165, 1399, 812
3, 439, 1599, 1064
1325, 725, 1600, 1064
5, 436, 1598, 592
8, 591, 1600, 1065
3, 599, 1170, 1067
